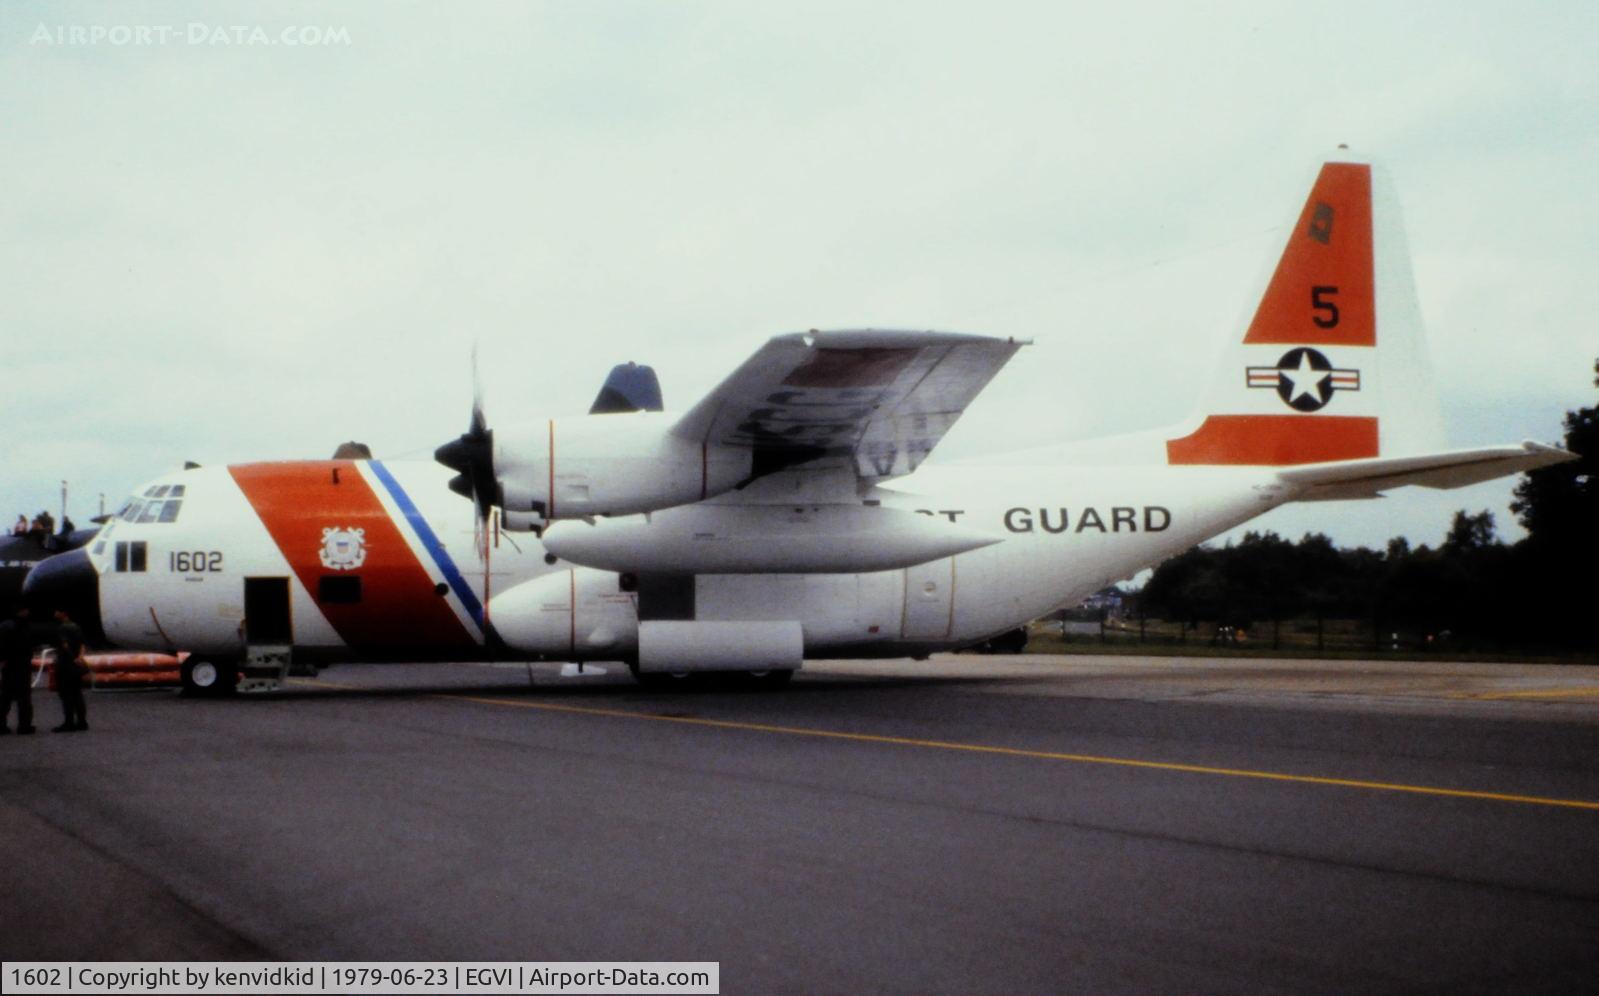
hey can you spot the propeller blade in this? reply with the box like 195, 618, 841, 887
470, 341, 486, 436
435, 345, 498, 527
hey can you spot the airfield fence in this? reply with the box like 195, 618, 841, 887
1027, 616, 1567, 661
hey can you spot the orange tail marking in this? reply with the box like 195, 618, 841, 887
1245, 162, 1374, 347
1166, 415, 1378, 465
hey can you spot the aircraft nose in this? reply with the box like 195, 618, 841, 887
23, 548, 105, 644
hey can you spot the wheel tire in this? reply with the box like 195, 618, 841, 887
997, 628, 1029, 654
181, 658, 236, 697
626, 661, 696, 690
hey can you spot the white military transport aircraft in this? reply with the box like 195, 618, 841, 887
24, 153, 1574, 693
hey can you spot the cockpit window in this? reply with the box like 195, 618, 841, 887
120, 490, 184, 524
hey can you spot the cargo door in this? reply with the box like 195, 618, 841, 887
243, 577, 292, 643
242, 577, 293, 688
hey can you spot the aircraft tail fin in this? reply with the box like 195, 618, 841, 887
1165, 154, 1446, 466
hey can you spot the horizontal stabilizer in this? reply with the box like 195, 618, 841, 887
1276, 442, 1576, 500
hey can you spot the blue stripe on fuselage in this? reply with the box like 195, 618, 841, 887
368, 460, 485, 633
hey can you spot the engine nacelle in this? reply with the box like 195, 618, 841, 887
488, 567, 639, 658
494, 412, 751, 520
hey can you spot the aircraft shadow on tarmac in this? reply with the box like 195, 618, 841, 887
253, 669, 1008, 702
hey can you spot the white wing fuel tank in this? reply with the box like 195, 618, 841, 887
541, 503, 1000, 574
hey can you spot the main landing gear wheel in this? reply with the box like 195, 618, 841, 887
181, 658, 237, 697
626, 660, 695, 690
623, 663, 795, 690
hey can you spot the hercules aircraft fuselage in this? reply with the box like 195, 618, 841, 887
81, 456, 1275, 666
28, 154, 1575, 688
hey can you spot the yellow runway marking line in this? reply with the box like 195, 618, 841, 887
446, 695, 1599, 812
1454, 686, 1599, 702
286, 677, 364, 691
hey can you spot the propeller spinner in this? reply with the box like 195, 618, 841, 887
434, 353, 499, 524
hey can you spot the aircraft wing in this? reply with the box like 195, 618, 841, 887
671, 329, 1026, 483
1275, 441, 1576, 500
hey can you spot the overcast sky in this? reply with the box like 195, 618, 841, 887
3, 1, 1595, 553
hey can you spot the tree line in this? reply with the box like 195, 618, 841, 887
1140, 360, 1597, 653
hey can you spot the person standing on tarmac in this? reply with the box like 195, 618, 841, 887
0, 603, 37, 735
51, 607, 88, 733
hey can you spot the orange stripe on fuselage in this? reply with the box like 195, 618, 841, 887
1165, 415, 1378, 465
1245, 162, 1374, 347
229, 461, 476, 655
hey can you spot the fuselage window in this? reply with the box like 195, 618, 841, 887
157, 500, 182, 523
114, 541, 148, 573
121, 501, 144, 522
168, 485, 185, 498
137, 503, 162, 524
318, 575, 362, 604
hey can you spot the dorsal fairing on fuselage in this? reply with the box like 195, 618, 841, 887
589, 362, 664, 415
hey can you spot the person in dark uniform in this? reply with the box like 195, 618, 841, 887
51, 607, 88, 733
0, 602, 37, 735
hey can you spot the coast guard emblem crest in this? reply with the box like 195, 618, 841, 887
319, 527, 367, 570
